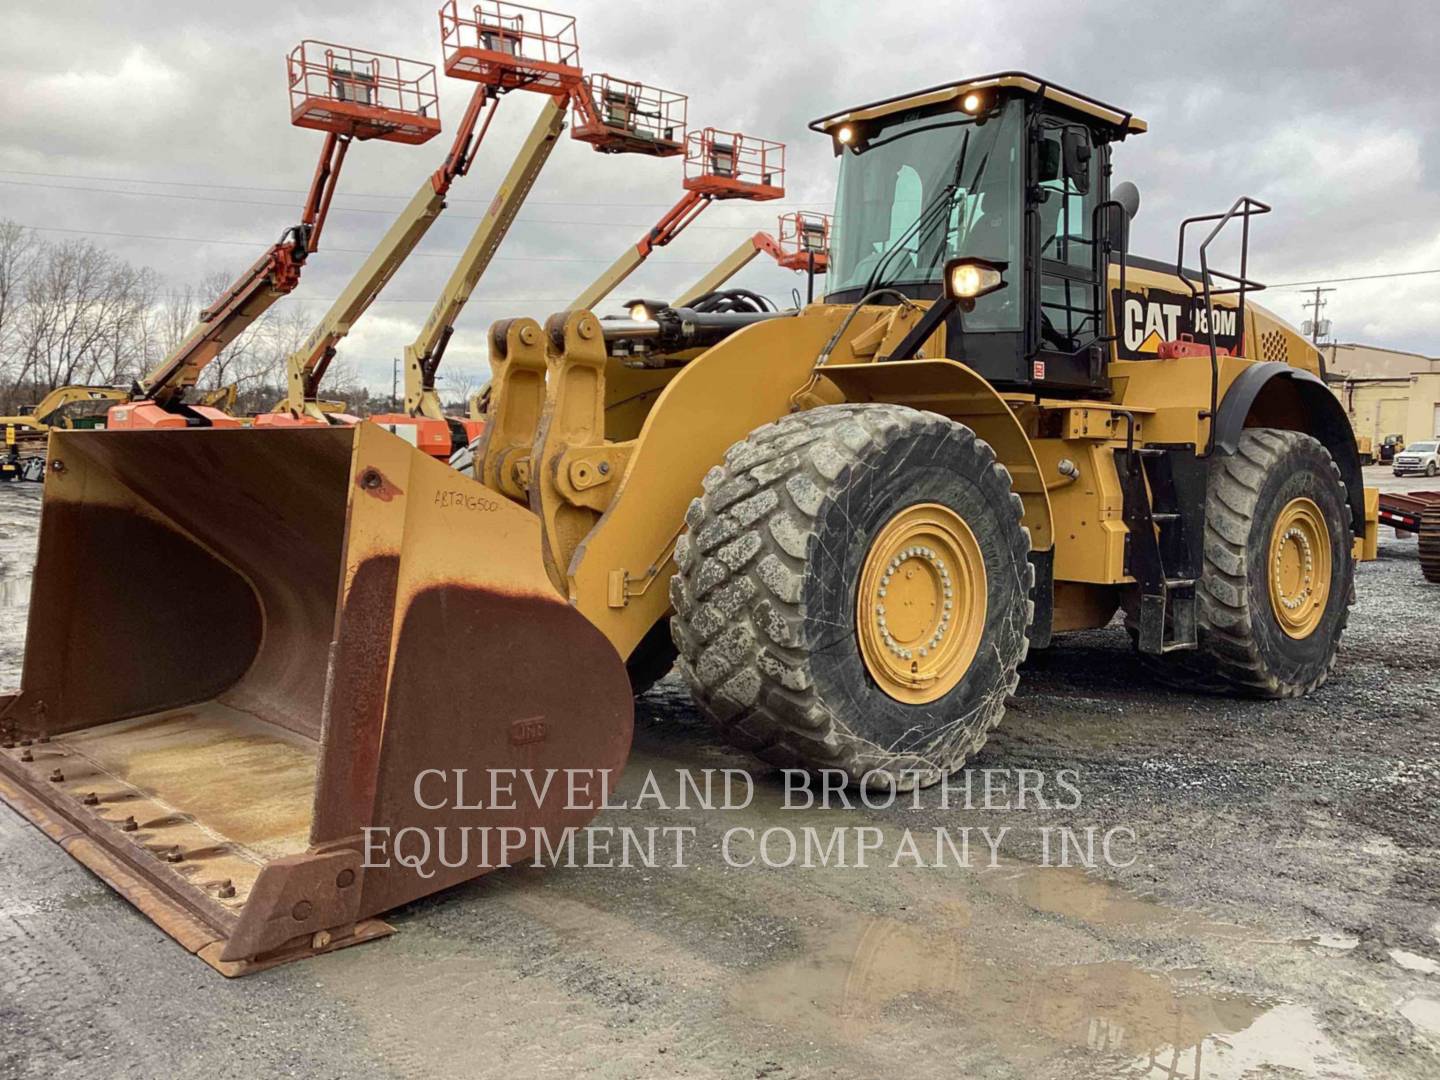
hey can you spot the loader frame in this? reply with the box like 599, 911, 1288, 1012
478, 72, 1372, 663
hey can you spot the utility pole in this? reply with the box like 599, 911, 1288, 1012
391, 356, 399, 411
1302, 286, 1336, 346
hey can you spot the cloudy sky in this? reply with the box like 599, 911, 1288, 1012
3, 1, 1437, 393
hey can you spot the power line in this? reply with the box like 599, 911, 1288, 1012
0, 167, 831, 211
1270, 268, 1440, 288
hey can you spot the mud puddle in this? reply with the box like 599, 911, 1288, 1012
736, 903, 1365, 1078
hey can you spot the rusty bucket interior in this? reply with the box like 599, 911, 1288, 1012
0, 424, 633, 974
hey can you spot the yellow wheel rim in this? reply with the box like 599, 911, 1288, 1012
856, 503, 987, 704
1267, 497, 1332, 639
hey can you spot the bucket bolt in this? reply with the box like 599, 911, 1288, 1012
215, 879, 236, 899
161, 847, 183, 863
19, 749, 33, 763
48, 768, 64, 782
120, 815, 138, 832
81, 792, 99, 806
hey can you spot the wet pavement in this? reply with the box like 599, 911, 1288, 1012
0, 478, 1437, 1079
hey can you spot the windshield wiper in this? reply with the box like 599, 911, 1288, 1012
860, 131, 972, 298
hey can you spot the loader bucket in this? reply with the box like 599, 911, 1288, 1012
0, 424, 633, 975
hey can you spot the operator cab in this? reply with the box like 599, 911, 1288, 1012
812, 72, 1146, 396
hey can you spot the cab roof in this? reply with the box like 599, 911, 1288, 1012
810, 71, 1147, 138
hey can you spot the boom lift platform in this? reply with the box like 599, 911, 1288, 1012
108, 42, 442, 431
569, 128, 787, 312
262, 5, 559, 427
571, 74, 687, 156
374, 3, 705, 458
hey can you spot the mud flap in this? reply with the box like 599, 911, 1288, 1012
0, 424, 633, 974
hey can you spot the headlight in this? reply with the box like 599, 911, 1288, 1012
623, 297, 667, 322
943, 257, 1007, 300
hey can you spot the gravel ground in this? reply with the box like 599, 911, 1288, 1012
0, 470, 1437, 1080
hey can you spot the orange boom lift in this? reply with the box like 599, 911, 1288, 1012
370, 5, 749, 458
668, 210, 832, 310
108, 43, 443, 430
569, 127, 787, 313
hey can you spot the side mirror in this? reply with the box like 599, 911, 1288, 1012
1106, 180, 1141, 255
1062, 130, 1092, 195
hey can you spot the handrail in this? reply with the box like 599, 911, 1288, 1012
1175, 195, 1271, 454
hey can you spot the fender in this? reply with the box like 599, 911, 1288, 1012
1213, 361, 1364, 537
822, 358, 1056, 646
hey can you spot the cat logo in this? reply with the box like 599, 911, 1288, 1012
1112, 287, 1241, 359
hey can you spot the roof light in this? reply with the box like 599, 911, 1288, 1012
961, 92, 984, 114
836, 125, 855, 145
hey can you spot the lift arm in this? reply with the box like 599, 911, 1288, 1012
672, 231, 782, 307
569, 188, 714, 311
279, 86, 501, 420
135, 133, 352, 408
403, 95, 567, 418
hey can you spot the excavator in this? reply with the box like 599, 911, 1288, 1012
0, 69, 1380, 976
106, 40, 444, 431
0, 386, 130, 481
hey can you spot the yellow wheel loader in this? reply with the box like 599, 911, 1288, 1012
0, 71, 1376, 973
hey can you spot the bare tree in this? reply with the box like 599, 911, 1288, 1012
0, 220, 38, 388
12, 238, 157, 393
439, 367, 486, 415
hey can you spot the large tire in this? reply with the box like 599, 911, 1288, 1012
1419, 507, 1440, 584
1193, 428, 1354, 696
670, 404, 1033, 790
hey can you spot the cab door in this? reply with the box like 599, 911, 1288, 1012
1026, 116, 1107, 392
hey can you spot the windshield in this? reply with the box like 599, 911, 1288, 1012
1407, 443, 1437, 453
827, 100, 1024, 329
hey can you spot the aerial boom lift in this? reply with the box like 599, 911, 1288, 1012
672, 210, 830, 307
371, 97, 568, 455
261, 79, 501, 425
570, 128, 786, 312
108, 41, 443, 430
376, 5, 709, 457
